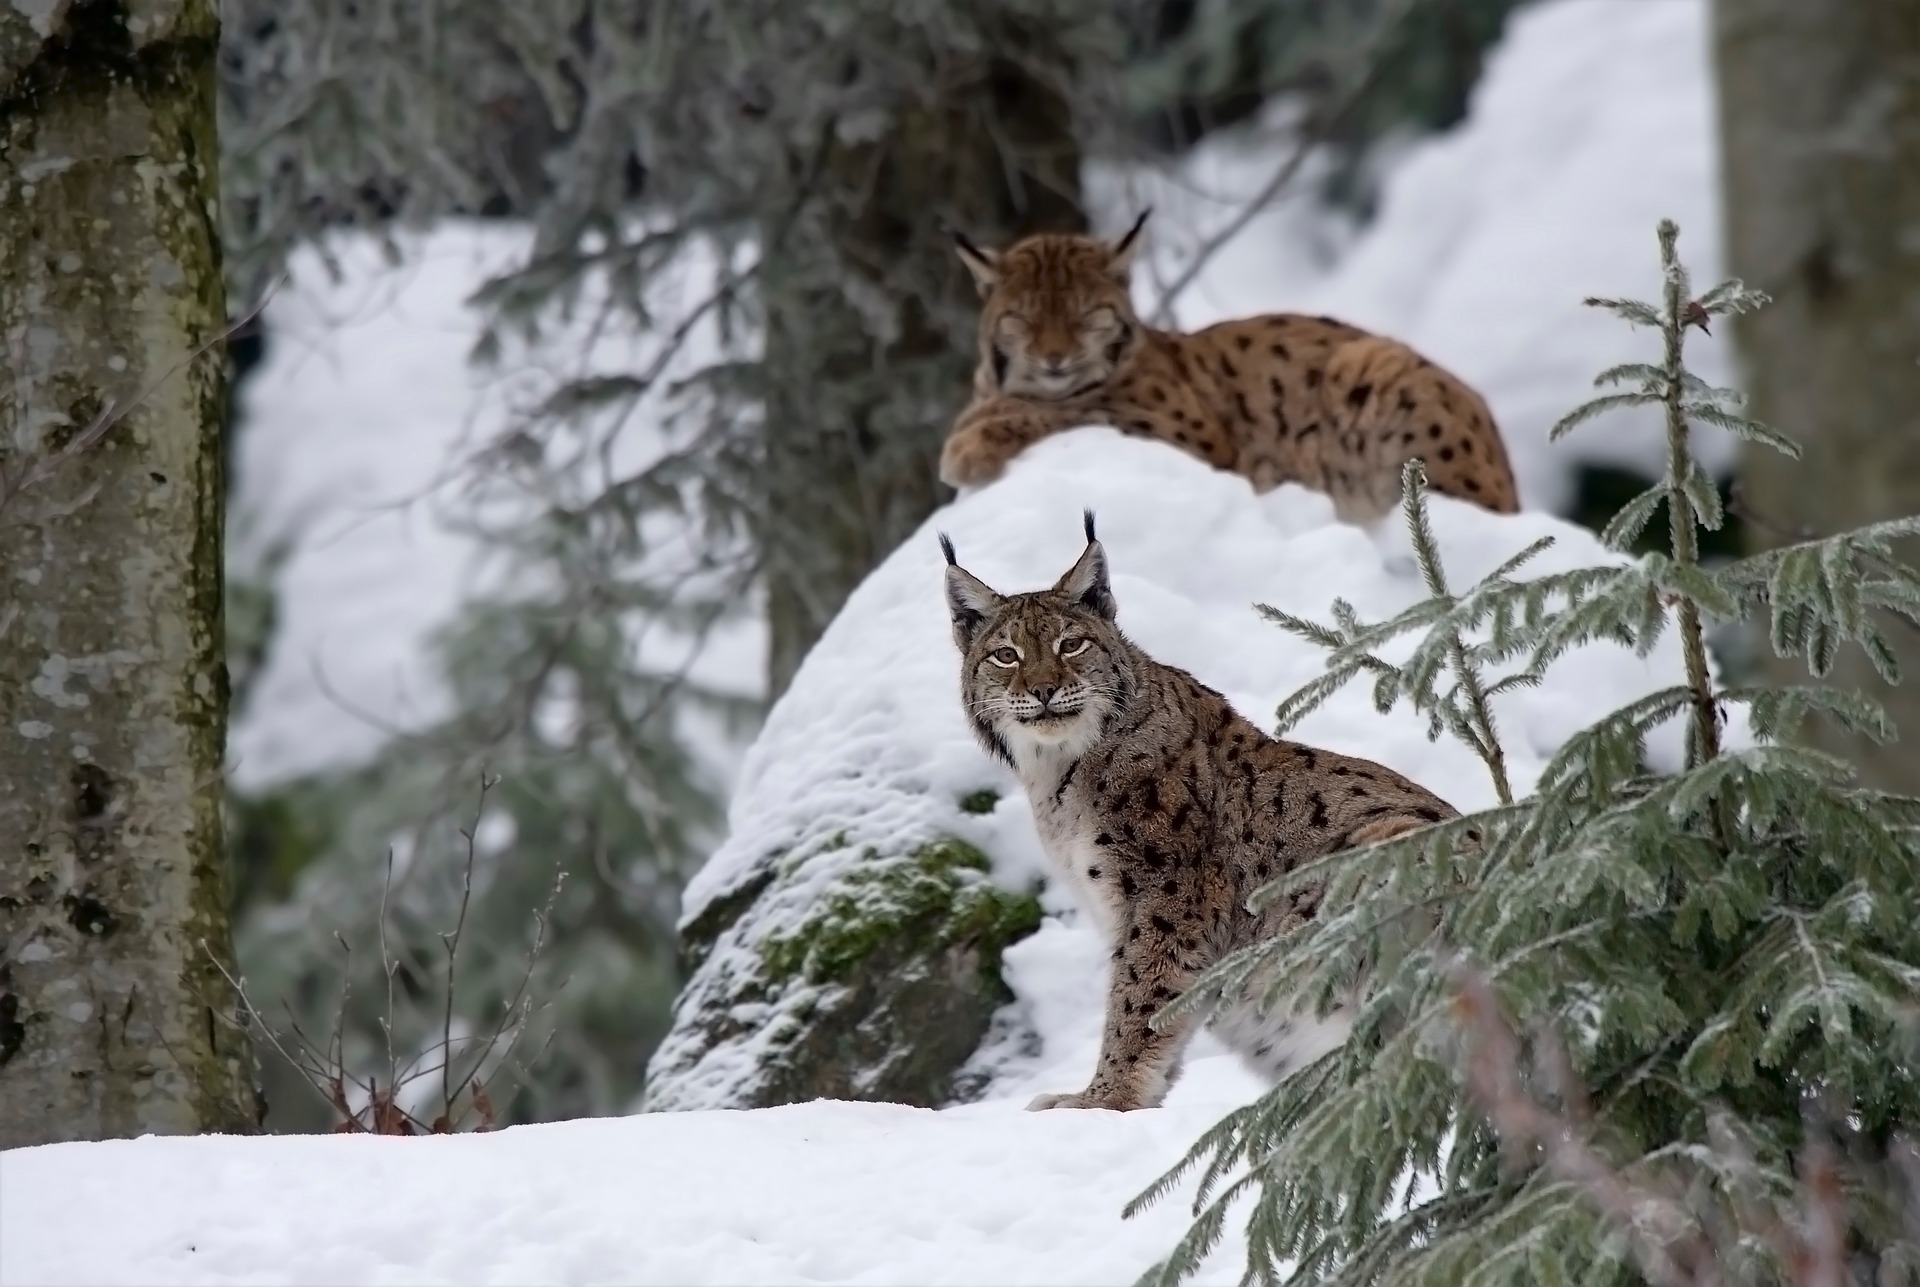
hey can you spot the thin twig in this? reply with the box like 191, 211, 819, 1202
377, 846, 401, 1107
201, 940, 347, 1125
1449, 962, 1718, 1286
1447, 960, 1891, 1286
1148, 0, 1424, 327
448, 864, 567, 1127
441, 772, 496, 1122
1655, 223, 1723, 769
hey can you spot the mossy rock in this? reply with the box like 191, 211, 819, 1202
647, 835, 1041, 1111
761, 838, 1036, 985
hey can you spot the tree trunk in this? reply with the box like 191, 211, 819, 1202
757, 52, 1085, 698
0, 0, 259, 1144
1714, 0, 1920, 791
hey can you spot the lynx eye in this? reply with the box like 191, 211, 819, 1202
1058, 636, 1091, 658
1082, 307, 1119, 331
988, 646, 1020, 667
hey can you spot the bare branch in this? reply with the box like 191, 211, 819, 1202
1148, 0, 1424, 327
441, 771, 497, 1122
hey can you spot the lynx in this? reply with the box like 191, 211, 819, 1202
941, 512, 1462, 1110
942, 212, 1521, 523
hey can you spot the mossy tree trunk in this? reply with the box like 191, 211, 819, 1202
0, 0, 259, 1145
1714, 0, 1920, 791
757, 52, 1085, 697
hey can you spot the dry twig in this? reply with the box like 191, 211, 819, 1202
208, 771, 563, 1134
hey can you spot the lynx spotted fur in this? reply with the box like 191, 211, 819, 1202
943, 212, 1520, 523
941, 512, 1462, 1110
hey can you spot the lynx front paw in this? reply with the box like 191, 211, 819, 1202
938, 424, 1012, 490
1025, 1089, 1142, 1112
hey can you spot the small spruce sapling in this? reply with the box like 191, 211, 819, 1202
1129, 220, 1920, 1286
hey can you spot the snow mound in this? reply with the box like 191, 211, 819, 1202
651, 427, 1742, 1113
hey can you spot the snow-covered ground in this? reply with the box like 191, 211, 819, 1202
1, 2, 1738, 1283
2, 429, 1739, 1286
0, 1080, 1264, 1286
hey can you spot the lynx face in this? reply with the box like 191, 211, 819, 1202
954, 215, 1149, 401
940, 516, 1135, 762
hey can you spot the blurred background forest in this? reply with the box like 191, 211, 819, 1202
201, 0, 1918, 1131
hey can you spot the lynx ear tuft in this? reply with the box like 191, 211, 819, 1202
944, 545, 1005, 651
953, 231, 1000, 296
1054, 529, 1115, 622
1107, 210, 1151, 277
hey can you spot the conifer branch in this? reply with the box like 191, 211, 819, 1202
1653, 220, 1723, 769
1258, 460, 1525, 803
1402, 460, 1514, 804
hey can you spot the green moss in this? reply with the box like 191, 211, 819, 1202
957, 788, 1000, 815
761, 837, 1042, 986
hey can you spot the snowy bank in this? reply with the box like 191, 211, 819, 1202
647, 428, 1740, 1113
0, 1085, 1265, 1286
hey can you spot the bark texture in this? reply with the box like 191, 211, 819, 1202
757, 54, 1085, 698
0, 0, 259, 1144
1715, 0, 1920, 791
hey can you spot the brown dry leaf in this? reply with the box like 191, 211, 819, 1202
471, 1082, 497, 1133
326, 1075, 360, 1132
369, 1083, 417, 1136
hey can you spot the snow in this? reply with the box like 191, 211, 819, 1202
226, 230, 521, 788
0, 1084, 1265, 1286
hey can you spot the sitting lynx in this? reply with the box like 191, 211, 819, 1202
941, 512, 1463, 1110
943, 212, 1520, 522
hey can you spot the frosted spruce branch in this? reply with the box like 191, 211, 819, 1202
1259, 459, 1548, 805
1550, 219, 1769, 767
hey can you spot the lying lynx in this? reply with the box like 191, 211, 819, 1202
941, 512, 1462, 1110
943, 212, 1520, 522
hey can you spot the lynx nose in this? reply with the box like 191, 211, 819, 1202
1029, 684, 1058, 709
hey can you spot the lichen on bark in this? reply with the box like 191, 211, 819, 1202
0, 0, 260, 1144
